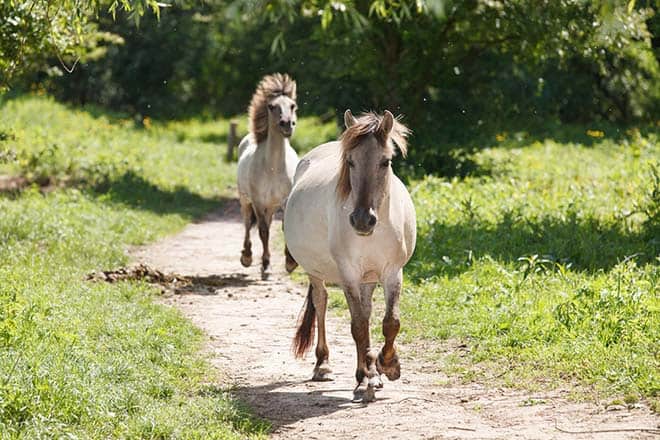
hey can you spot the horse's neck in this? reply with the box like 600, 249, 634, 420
261, 128, 289, 168
377, 174, 395, 220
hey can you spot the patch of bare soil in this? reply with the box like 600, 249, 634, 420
129, 200, 659, 439
0, 174, 72, 194
0, 175, 28, 193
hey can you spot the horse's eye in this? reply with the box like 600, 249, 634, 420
291, 104, 296, 111
381, 159, 391, 168
347, 159, 355, 168
268, 104, 275, 111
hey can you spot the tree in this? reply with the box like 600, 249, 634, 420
0, 0, 163, 90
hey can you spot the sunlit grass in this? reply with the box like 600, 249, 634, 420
403, 133, 659, 401
0, 95, 275, 438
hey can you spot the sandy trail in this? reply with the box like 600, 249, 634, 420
131, 201, 659, 439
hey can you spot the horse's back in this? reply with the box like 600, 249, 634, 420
293, 141, 341, 184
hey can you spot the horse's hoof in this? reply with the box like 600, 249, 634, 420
352, 381, 376, 403
240, 253, 252, 267
260, 270, 270, 281
377, 351, 401, 381
312, 363, 334, 381
363, 385, 376, 402
312, 370, 334, 381
371, 374, 383, 389
352, 387, 366, 403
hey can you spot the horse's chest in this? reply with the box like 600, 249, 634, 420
252, 172, 292, 206
265, 174, 291, 200
333, 228, 405, 280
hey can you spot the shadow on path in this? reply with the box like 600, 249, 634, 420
234, 381, 361, 430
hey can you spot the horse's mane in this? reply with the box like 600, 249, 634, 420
248, 73, 297, 144
337, 112, 410, 201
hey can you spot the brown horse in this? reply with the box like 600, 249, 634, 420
285, 110, 416, 402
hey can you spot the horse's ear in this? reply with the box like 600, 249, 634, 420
380, 110, 394, 136
344, 109, 357, 128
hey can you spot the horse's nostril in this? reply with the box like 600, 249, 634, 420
279, 120, 286, 126
368, 216, 377, 227
292, 121, 296, 126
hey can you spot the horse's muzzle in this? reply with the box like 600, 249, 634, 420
349, 208, 377, 236
279, 120, 295, 137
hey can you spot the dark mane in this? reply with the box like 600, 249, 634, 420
248, 73, 297, 143
336, 112, 410, 200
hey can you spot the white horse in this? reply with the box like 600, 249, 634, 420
285, 110, 416, 402
237, 73, 299, 279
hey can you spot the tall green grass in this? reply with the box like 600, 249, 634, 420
405, 132, 659, 400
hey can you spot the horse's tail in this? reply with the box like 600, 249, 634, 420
293, 284, 316, 358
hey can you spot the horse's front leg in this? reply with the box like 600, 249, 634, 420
377, 269, 403, 381
344, 281, 379, 402
256, 208, 274, 279
240, 200, 256, 267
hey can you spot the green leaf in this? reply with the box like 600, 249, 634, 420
321, 6, 333, 29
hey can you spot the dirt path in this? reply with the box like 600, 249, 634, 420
131, 201, 659, 440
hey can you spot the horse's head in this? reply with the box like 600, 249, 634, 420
248, 73, 297, 143
338, 110, 409, 236
267, 94, 297, 138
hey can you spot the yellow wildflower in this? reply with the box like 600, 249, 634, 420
586, 129, 604, 138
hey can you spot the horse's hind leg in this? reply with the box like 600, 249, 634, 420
256, 208, 274, 279
284, 245, 298, 273
282, 208, 298, 273
240, 199, 256, 267
310, 276, 332, 381
377, 270, 403, 381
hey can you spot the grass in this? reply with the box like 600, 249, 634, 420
402, 130, 659, 401
0, 95, 334, 438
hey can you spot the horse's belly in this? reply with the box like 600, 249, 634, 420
298, 251, 342, 284
285, 223, 342, 283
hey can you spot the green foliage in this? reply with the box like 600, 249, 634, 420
0, 0, 163, 89
21, 0, 657, 177
403, 128, 659, 396
0, 96, 269, 438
